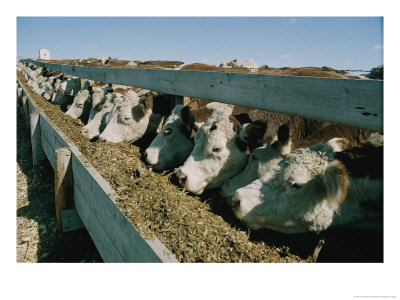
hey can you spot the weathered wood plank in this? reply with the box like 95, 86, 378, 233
74, 185, 125, 262
55, 147, 74, 232
60, 209, 84, 232
28, 100, 36, 115
22, 59, 383, 131
29, 112, 45, 166
71, 154, 178, 262
22, 96, 29, 128
41, 135, 55, 169
39, 116, 69, 153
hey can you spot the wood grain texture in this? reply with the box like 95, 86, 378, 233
23, 59, 383, 131
54, 147, 74, 232
29, 112, 45, 166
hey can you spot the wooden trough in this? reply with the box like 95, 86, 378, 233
18, 79, 178, 262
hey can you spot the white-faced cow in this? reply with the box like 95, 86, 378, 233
176, 105, 327, 195
231, 134, 383, 233
81, 93, 122, 141
53, 77, 81, 111
220, 123, 374, 199
98, 91, 172, 143
65, 81, 93, 123
144, 101, 227, 171
88, 86, 114, 121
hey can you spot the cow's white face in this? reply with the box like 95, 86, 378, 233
145, 105, 194, 171
81, 96, 116, 140
92, 88, 106, 109
99, 91, 153, 143
176, 105, 248, 194
232, 140, 349, 233
66, 90, 92, 120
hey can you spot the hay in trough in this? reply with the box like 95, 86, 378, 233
18, 71, 311, 263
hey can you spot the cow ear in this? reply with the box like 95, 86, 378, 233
135, 97, 150, 118
277, 123, 290, 143
272, 123, 292, 155
181, 105, 194, 127
187, 99, 200, 110
105, 87, 113, 94
321, 160, 348, 207
238, 120, 268, 150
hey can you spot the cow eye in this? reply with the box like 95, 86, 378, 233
76, 103, 83, 108
212, 147, 222, 153
287, 181, 302, 190
124, 116, 131, 121
163, 128, 172, 136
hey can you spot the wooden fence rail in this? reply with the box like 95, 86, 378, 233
21, 59, 383, 131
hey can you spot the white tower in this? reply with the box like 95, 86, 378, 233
39, 49, 50, 60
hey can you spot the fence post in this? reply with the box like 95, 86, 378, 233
30, 112, 46, 166
54, 147, 74, 233
22, 95, 29, 128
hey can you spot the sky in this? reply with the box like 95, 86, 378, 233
17, 17, 383, 72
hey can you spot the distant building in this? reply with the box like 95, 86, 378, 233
39, 48, 50, 60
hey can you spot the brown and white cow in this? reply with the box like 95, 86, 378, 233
220, 123, 374, 199
232, 134, 383, 233
176, 105, 327, 195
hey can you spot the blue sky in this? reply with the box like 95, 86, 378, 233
17, 17, 383, 71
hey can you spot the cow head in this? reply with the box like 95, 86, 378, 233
81, 94, 118, 141
144, 101, 227, 172
98, 91, 162, 143
144, 104, 195, 171
65, 89, 92, 123
176, 105, 269, 195
232, 138, 351, 233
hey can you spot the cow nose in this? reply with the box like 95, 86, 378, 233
143, 151, 148, 161
81, 128, 88, 135
178, 174, 187, 186
231, 197, 240, 210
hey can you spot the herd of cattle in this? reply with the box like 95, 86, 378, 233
17, 61, 383, 236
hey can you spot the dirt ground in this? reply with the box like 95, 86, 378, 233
16, 107, 102, 263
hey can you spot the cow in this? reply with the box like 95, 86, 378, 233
176, 105, 327, 195
144, 101, 226, 171
98, 91, 172, 143
231, 134, 383, 233
101, 56, 111, 65
65, 81, 93, 123
81, 93, 122, 141
88, 86, 114, 121
220, 123, 374, 199
52, 77, 81, 111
